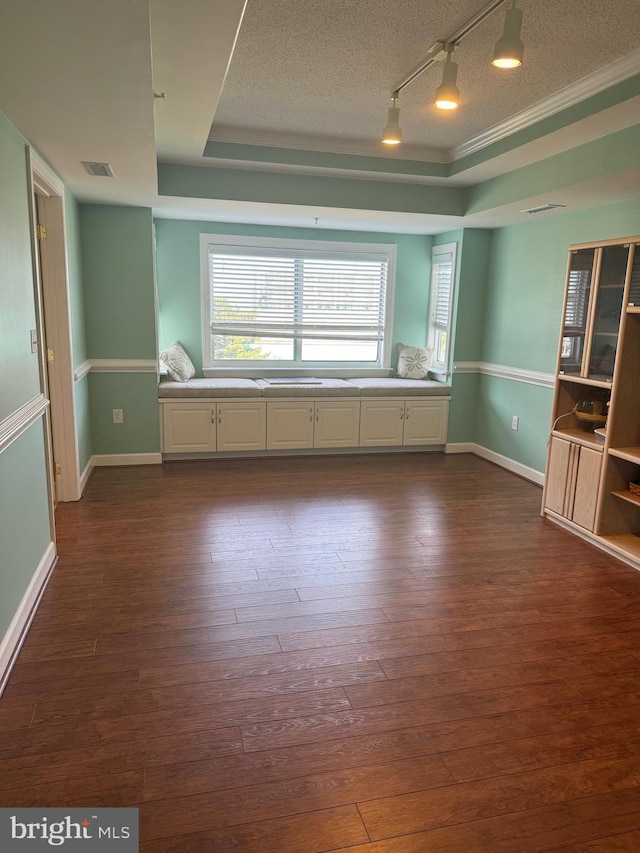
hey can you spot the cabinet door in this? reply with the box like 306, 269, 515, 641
545, 437, 572, 515
572, 446, 602, 531
163, 403, 216, 453
359, 401, 404, 447
267, 402, 314, 450
217, 402, 266, 452
314, 401, 360, 448
403, 401, 449, 446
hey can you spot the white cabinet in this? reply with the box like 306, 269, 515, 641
162, 402, 216, 452
359, 401, 404, 447
403, 401, 450, 446
162, 395, 449, 455
314, 401, 360, 448
266, 401, 360, 450
267, 402, 314, 450
217, 401, 266, 452
360, 399, 449, 447
163, 401, 265, 453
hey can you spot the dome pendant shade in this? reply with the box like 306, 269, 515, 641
492, 6, 524, 68
381, 105, 403, 144
435, 58, 459, 110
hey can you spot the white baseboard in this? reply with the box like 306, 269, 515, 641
80, 457, 94, 494
445, 442, 544, 486
445, 442, 476, 454
91, 453, 162, 467
0, 541, 56, 693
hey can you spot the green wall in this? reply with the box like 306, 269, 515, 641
0, 420, 52, 634
79, 204, 159, 455
154, 218, 434, 374
476, 197, 640, 473
80, 205, 156, 359
0, 111, 41, 421
0, 109, 53, 643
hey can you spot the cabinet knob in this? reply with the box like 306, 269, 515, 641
218, 410, 222, 424
211, 410, 215, 423
310, 407, 313, 422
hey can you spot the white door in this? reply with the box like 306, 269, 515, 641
314, 401, 360, 448
266, 402, 314, 449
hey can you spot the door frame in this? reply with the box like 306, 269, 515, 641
30, 150, 81, 502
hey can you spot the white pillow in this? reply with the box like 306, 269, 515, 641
159, 341, 196, 382
396, 343, 434, 380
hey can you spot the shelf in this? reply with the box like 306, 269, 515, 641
552, 428, 604, 450
592, 331, 619, 337
611, 490, 640, 508
557, 374, 612, 389
600, 533, 640, 561
627, 306, 640, 314
609, 447, 640, 464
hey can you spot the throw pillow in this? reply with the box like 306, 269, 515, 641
396, 343, 434, 380
159, 341, 196, 382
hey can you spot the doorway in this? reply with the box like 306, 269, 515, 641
30, 151, 81, 504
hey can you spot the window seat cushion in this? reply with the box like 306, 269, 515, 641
346, 377, 451, 396
256, 378, 356, 397
158, 378, 263, 398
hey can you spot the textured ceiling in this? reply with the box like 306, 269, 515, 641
211, 0, 640, 157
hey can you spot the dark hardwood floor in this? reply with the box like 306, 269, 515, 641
3, 452, 640, 851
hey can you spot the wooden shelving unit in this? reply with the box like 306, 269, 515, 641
542, 236, 640, 570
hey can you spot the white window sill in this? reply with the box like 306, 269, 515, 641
202, 367, 393, 379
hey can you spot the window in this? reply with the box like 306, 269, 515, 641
427, 242, 457, 375
200, 235, 395, 370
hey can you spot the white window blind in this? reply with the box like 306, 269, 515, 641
564, 251, 593, 329
201, 236, 395, 367
428, 243, 457, 373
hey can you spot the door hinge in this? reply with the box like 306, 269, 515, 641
37, 223, 46, 240
47, 347, 55, 363
55, 462, 61, 476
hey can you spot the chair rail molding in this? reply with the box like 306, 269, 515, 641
74, 359, 158, 380
454, 361, 554, 388
0, 394, 49, 455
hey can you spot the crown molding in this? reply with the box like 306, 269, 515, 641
452, 47, 640, 161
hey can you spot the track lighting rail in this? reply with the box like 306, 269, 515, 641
390, 0, 509, 96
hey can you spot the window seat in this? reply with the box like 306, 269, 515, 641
158, 377, 451, 398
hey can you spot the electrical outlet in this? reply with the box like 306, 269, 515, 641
511, 415, 519, 431
112, 409, 124, 424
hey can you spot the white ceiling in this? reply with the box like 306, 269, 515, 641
0, 0, 637, 233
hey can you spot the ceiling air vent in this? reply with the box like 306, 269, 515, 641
521, 203, 566, 215
82, 162, 114, 177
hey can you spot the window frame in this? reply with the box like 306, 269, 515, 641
427, 242, 458, 378
200, 234, 396, 376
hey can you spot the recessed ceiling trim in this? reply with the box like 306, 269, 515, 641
452, 46, 640, 161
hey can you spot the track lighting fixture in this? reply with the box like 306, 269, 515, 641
435, 48, 459, 110
381, 94, 403, 145
380, 0, 525, 147
492, 2, 524, 68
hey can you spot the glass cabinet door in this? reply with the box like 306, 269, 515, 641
588, 244, 629, 380
560, 248, 595, 375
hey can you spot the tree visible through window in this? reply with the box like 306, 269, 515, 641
201, 235, 395, 369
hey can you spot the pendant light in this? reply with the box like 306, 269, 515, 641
435, 48, 459, 110
381, 94, 403, 145
492, 1, 524, 68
